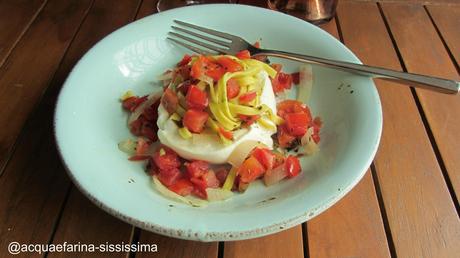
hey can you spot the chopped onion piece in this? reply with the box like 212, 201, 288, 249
227, 140, 267, 167
297, 64, 313, 104
300, 127, 319, 155
152, 176, 208, 207
128, 92, 162, 125
206, 188, 234, 201
263, 164, 287, 186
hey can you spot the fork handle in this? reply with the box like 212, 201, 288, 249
256, 49, 459, 94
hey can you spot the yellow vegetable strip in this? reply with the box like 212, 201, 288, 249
209, 103, 239, 130
223, 167, 237, 190
257, 117, 277, 131
228, 103, 262, 116
240, 59, 277, 78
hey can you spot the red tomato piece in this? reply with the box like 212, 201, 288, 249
272, 72, 292, 93
236, 50, 251, 59
285, 156, 301, 178
186, 85, 209, 110
285, 112, 310, 137
129, 117, 143, 136
140, 121, 157, 141
202, 170, 220, 188
291, 72, 300, 85
215, 167, 229, 185
161, 88, 179, 114
135, 138, 149, 155
191, 56, 205, 79
251, 147, 275, 170
177, 54, 192, 67
185, 160, 209, 178
157, 167, 182, 187
168, 178, 194, 196
238, 156, 266, 183
153, 147, 181, 171
253, 41, 261, 48
270, 63, 282, 72
218, 127, 233, 140
204, 62, 225, 81
122, 95, 148, 112
183, 109, 209, 133
277, 100, 311, 119
226, 78, 240, 99
277, 125, 296, 148
239, 91, 257, 104
217, 56, 243, 73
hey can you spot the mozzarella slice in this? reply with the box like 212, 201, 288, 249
157, 71, 277, 164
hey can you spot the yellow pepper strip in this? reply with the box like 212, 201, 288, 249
170, 113, 181, 121
228, 102, 262, 116
217, 73, 238, 122
237, 76, 257, 87
208, 81, 218, 103
120, 90, 134, 101
178, 127, 192, 139
240, 59, 277, 78
209, 103, 240, 130
206, 117, 219, 132
223, 167, 237, 190
257, 117, 277, 131
260, 104, 284, 125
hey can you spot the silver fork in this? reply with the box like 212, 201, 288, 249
168, 20, 459, 94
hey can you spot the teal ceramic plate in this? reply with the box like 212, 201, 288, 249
55, 4, 382, 241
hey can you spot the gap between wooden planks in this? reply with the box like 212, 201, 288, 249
381, 2, 460, 204
338, 1, 460, 257
0, 0, 94, 176
0, 0, 47, 68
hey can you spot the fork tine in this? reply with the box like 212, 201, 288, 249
169, 32, 230, 54
174, 20, 236, 41
172, 26, 230, 47
167, 37, 215, 55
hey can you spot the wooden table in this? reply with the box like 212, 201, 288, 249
1, 0, 459, 257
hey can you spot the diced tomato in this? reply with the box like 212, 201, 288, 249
129, 117, 143, 136
185, 160, 209, 178
272, 72, 292, 93
141, 121, 157, 141
253, 41, 261, 48
142, 99, 160, 121
168, 178, 194, 196
239, 91, 257, 104
238, 156, 266, 183
183, 109, 209, 133
270, 63, 282, 72
215, 167, 229, 185
190, 170, 220, 199
122, 95, 148, 112
277, 100, 311, 119
218, 127, 233, 140
177, 65, 192, 80
238, 114, 260, 126
217, 56, 243, 73
135, 138, 149, 155
153, 147, 181, 171
226, 78, 240, 99
157, 168, 181, 187
191, 56, 205, 79
251, 147, 275, 170
278, 125, 296, 148
236, 50, 251, 59
273, 151, 286, 168
186, 85, 208, 110
285, 112, 310, 137
285, 156, 301, 178
161, 88, 179, 114
177, 54, 192, 67
205, 62, 226, 81
291, 72, 300, 85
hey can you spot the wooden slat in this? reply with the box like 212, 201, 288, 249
40, 1, 142, 257
382, 2, 460, 202
0, 0, 94, 175
307, 19, 390, 258
338, 2, 460, 257
48, 189, 133, 258
426, 5, 460, 65
224, 227, 303, 258
0, 0, 47, 67
136, 234, 218, 258
0, 0, 141, 257
0, 0, 93, 256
